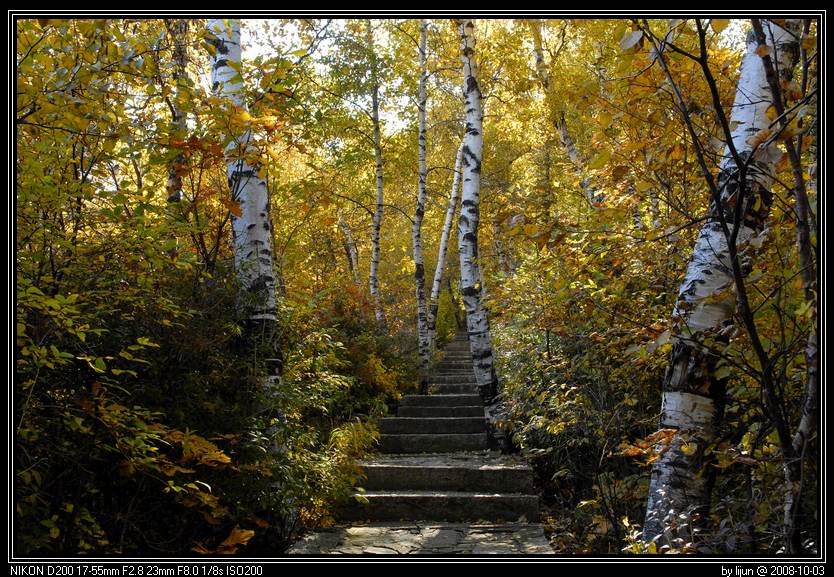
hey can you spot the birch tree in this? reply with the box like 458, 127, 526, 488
557, 112, 604, 206
366, 19, 387, 328
641, 19, 801, 545
427, 140, 464, 353
338, 209, 360, 284
457, 19, 497, 399
164, 19, 189, 204
208, 18, 276, 321
412, 21, 431, 380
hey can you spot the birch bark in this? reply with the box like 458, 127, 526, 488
412, 21, 431, 378
208, 18, 276, 321
643, 20, 800, 544
366, 20, 387, 328
338, 210, 360, 284
457, 19, 497, 400
164, 19, 189, 203
427, 141, 464, 354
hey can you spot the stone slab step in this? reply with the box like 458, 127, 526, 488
400, 394, 482, 407
379, 433, 488, 453
427, 384, 480, 395
287, 522, 554, 555
339, 491, 539, 523
358, 453, 534, 493
378, 417, 486, 434
432, 368, 476, 374
397, 405, 484, 417
431, 375, 479, 384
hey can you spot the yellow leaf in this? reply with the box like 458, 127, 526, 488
711, 19, 729, 33
756, 44, 771, 58
588, 150, 611, 170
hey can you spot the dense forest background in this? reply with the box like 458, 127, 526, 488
14, 17, 820, 556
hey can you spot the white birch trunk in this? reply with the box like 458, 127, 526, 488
428, 140, 464, 354
650, 187, 661, 228
338, 210, 360, 284
529, 19, 550, 90
529, 20, 555, 218
412, 21, 431, 379
457, 19, 497, 399
366, 20, 386, 328
165, 19, 189, 203
558, 113, 603, 206
643, 20, 800, 543
208, 18, 276, 321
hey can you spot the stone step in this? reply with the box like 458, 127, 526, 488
397, 405, 484, 418
431, 375, 479, 384
339, 491, 539, 523
379, 433, 488, 453
358, 453, 535, 493
427, 384, 480, 395
287, 522, 554, 555
400, 394, 482, 407
432, 367, 475, 373
378, 417, 486, 434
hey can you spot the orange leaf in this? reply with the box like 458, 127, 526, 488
218, 527, 255, 554
220, 198, 243, 217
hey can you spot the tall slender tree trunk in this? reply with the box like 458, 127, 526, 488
643, 20, 800, 545
457, 19, 497, 400
338, 210, 360, 285
557, 112, 603, 206
428, 140, 464, 353
366, 20, 386, 329
164, 19, 189, 203
528, 20, 555, 219
208, 19, 277, 322
412, 21, 431, 383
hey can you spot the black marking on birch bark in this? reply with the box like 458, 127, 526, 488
462, 146, 481, 173
461, 285, 479, 297
231, 169, 255, 179
247, 223, 256, 230
208, 35, 229, 55
463, 232, 477, 244
213, 59, 229, 70
415, 263, 424, 278
263, 222, 270, 230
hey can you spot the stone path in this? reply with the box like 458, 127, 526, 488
288, 331, 553, 555
288, 522, 553, 555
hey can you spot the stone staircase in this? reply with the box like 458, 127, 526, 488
340, 331, 540, 524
